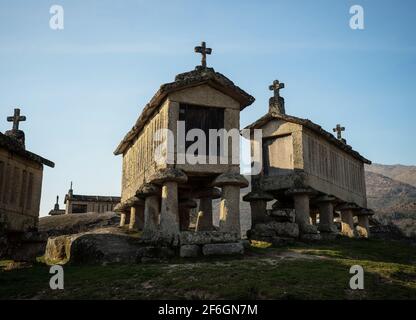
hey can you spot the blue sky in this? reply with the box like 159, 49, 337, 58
0, 0, 415, 216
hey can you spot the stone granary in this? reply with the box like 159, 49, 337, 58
113, 42, 253, 256
48, 195, 65, 216
0, 108, 54, 233
244, 81, 374, 242
63, 182, 120, 214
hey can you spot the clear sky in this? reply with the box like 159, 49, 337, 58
0, 0, 415, 216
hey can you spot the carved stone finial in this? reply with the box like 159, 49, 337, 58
268, 80, 285, 115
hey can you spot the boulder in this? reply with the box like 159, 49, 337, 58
299, 224, 319, 235
179, 231, 239, 245
45, 228, 142, 265
39, 212, 120, 237
202, 242, 244, 256
300, 233, 321, 242
180, 245, 201, 258
136, 246, 176, 261
269, 208, 295, 222
254, 221, 299, 238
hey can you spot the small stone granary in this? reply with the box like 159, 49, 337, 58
244, 81, 374, 243
113, 42, 254, 256
63, 182, 120, 214
0, 108, 54, 233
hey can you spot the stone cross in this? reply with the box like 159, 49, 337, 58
269, 80, 285, 99
194, 41, 212, 68
333, 124, 345, 140
7, 108, 26, 131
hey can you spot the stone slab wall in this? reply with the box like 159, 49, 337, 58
0, 147, 43, 232
302, 128, 367, 207
121, 100, 169, 202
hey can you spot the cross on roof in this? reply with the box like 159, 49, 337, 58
333, 124, 346, 140
7, 108, 26, 131
194, 41, 212, 68
269, 80, 285, 99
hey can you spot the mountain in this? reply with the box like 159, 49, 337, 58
365, 171, 416, 210
365, 169, 416, 237
366, 163, 416, 187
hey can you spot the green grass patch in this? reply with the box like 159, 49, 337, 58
1, 238, 415, 300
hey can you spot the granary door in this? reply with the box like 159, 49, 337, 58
179, 103, 225, 157
263, 134, 294, 176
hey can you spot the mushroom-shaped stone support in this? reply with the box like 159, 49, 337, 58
136, 183, 161, 237
337, 203, 361, 238
150, 167, 188, 185
285, 188, 317, 235
150, 168, 188, 237
314, 195, 338, 234
179, 199, 197, 231
243, 191, 274, 226
356, 208, 374, 238
212, 173, 248, 236
125, 196, 144, 231
114, 202, 130, 227
194, 188, 221, 232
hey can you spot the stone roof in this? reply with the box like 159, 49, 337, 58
245, 112, 371, 164
64, 194, 121, 203
114, 66, 255, 155
0, 132, 55, 167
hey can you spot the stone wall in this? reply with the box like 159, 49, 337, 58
0, 147, 43, 232
302, 128, 367, 207
121, 100, 169, 202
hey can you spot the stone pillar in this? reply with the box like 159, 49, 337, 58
338, 203, 360, 238
194, 188, 221, 232
310, 211, 317, 225
120, 212, 127, 227
286, 188, 318, 236
160, 181, 180, 235
134, 205, 145, 230
356, 209, 374, 238
150, 168, 187, 237
137, 183, 160, 237
123, 196, 142, 230
114, 202, 129, 227
178, 199, 197, 231
213, 173, 249, 236
243, 191, 274, 227
316, 195, 338, 234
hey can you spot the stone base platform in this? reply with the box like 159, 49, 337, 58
44, 228, 244, 265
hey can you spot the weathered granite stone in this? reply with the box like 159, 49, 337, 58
180, 244, 201, 258
202, 242, 244, 256
179, 231, 239, 245
318, 224, 339, 234
39, 212, 120, 237
271, 236, 296, 246
212, 172, 249, 188
150, 168, 188, 185
136, 246, 175, 261
253, 221, 299, 238
45, 228, 142, 265
269, 208, 295, 222
300, 224, 319, 235
239, 239, 251, 249
300, 233, 321, 242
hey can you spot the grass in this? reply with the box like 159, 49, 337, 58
0, 238, 415, 300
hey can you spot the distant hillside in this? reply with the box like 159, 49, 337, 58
366, 163, 416, 187
365, 171, 416, 210
365, 170, 416, 237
